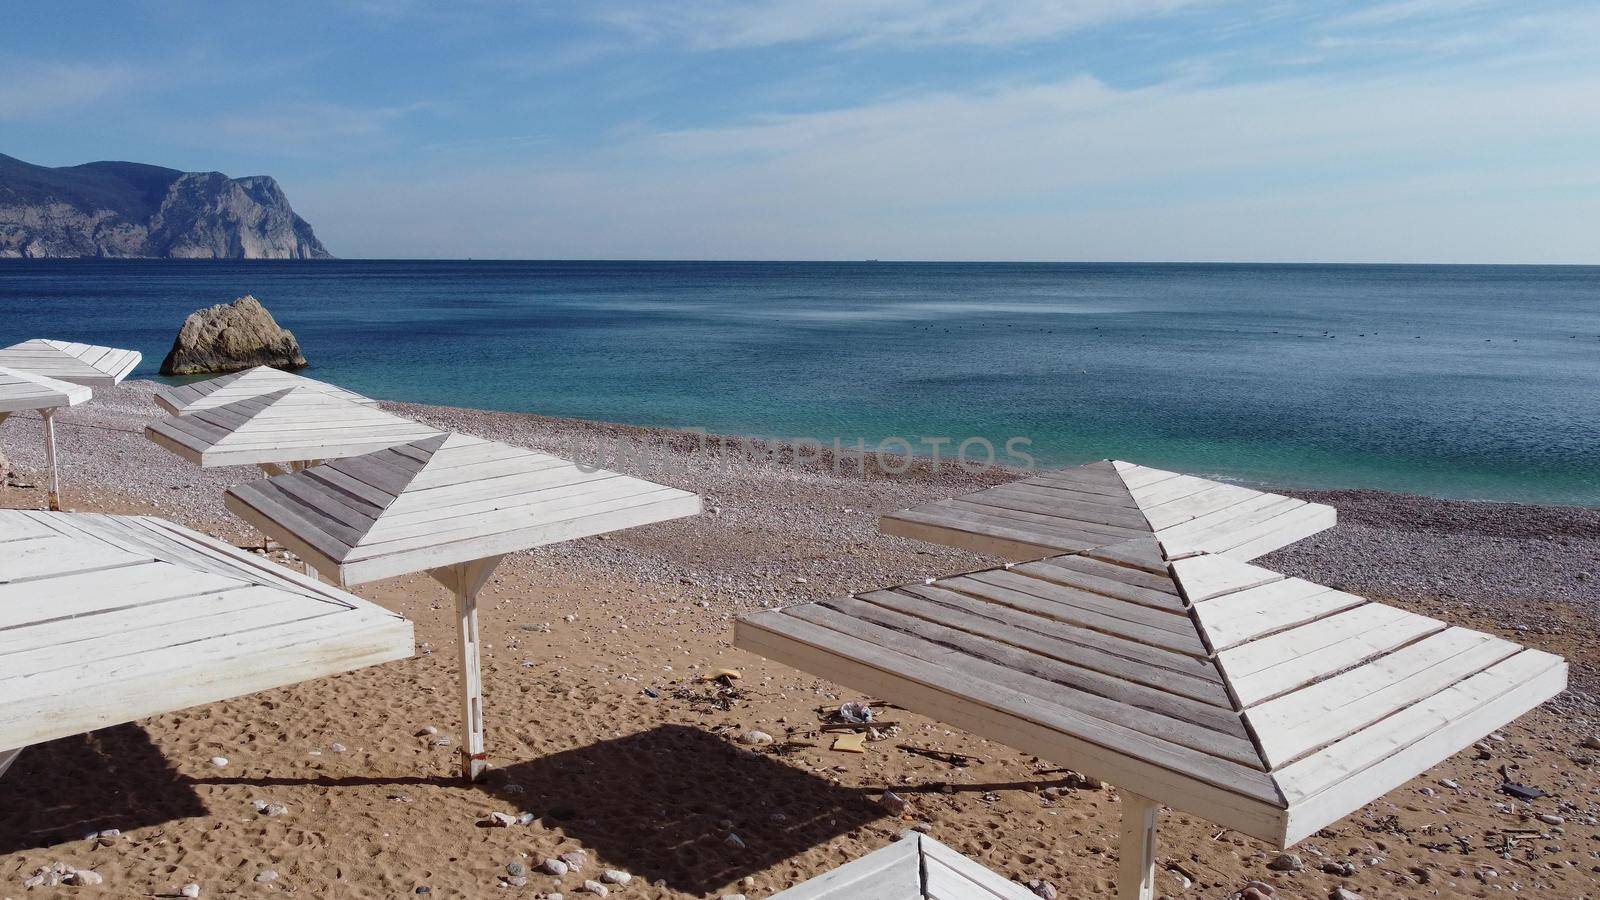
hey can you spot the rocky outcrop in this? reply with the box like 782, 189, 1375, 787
160, 296, 309, 376
0, 153, 332, 259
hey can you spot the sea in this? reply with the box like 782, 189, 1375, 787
1, 260, 1596, 506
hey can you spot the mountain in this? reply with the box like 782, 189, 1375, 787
0, 153, 332, 259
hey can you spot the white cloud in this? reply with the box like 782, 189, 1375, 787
0, 62, 138, 121
202, 102, 435, 158
599, 0, 1211, 49
300, 60, 1600, 262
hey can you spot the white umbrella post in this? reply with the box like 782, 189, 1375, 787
40, 408, 61, 511
1118, 793, 1159, 900
429, 555, 504, 782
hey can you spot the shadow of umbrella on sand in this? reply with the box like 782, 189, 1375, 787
0, 724, 206, 854
477, 724, 889, 895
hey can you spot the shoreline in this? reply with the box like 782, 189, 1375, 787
3, 379, 1596, 610
2, 378, 1598, 897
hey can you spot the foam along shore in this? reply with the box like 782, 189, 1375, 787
0, 378, 1595, 898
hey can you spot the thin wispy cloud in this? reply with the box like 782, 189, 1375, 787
0, 61, 140, 121
204, 101, 437, 157
303, 53, 1600, 261
598, 0, 1212, 49
6, 0, 1598, 261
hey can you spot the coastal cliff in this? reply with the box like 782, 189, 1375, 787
0, 153, 332, 259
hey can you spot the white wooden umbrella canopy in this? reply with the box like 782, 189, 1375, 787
154, 365, 378, 415
0, 339, 141, 388
0, 509, 413, 780
224, 432, 702, 779
0, 366, 92, 510
743, 461, 1565, 899
882, 459, 1336, 562
145, 386, 442, 471
767, 831, 1039, 900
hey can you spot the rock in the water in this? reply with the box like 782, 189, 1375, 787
160, 296, 307, 375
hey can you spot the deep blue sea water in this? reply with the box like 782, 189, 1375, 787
2, 260, 1597, 505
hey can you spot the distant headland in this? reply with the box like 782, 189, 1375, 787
0, 152, 331, 259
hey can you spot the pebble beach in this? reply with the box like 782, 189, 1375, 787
2, 379, 1598, 899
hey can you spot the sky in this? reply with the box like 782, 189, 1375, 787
3, 1, 1599, 262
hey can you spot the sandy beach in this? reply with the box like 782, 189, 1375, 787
2, 380, 1598, 899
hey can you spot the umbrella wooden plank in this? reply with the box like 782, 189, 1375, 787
146, 387, 442, 473
0, 509, 413, 774
225, 432, 702, 780
768, 831, 1039, 900
882, 459, 1335, 563
0, 339, 141, 387
736, 542, 1564, 899
0, 366, 92, 510
155, 366, 378, 415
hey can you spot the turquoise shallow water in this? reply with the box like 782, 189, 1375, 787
1, 260, 1597, 505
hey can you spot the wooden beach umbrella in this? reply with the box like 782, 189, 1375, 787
155, 365, 378, 416
0, 508, 413, 782
0, 366, 92, 510
767, 831, 1038, 900
224, 432, 702, 780
736, 541, 1565, 900
0, 339, 142, 387
882, 459, 1336, 563
145, 386, 442, 476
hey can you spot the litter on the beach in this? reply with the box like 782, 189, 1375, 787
830, 733, 867, 754
838, 700, 874, 723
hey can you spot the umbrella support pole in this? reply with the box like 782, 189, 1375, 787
0, 412, 9, 499
1118, 792, 1159, 900
0, 746, 20, 780
40, 408, 60, 511
430, 556, 505, 783
254, 464, 292, 551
